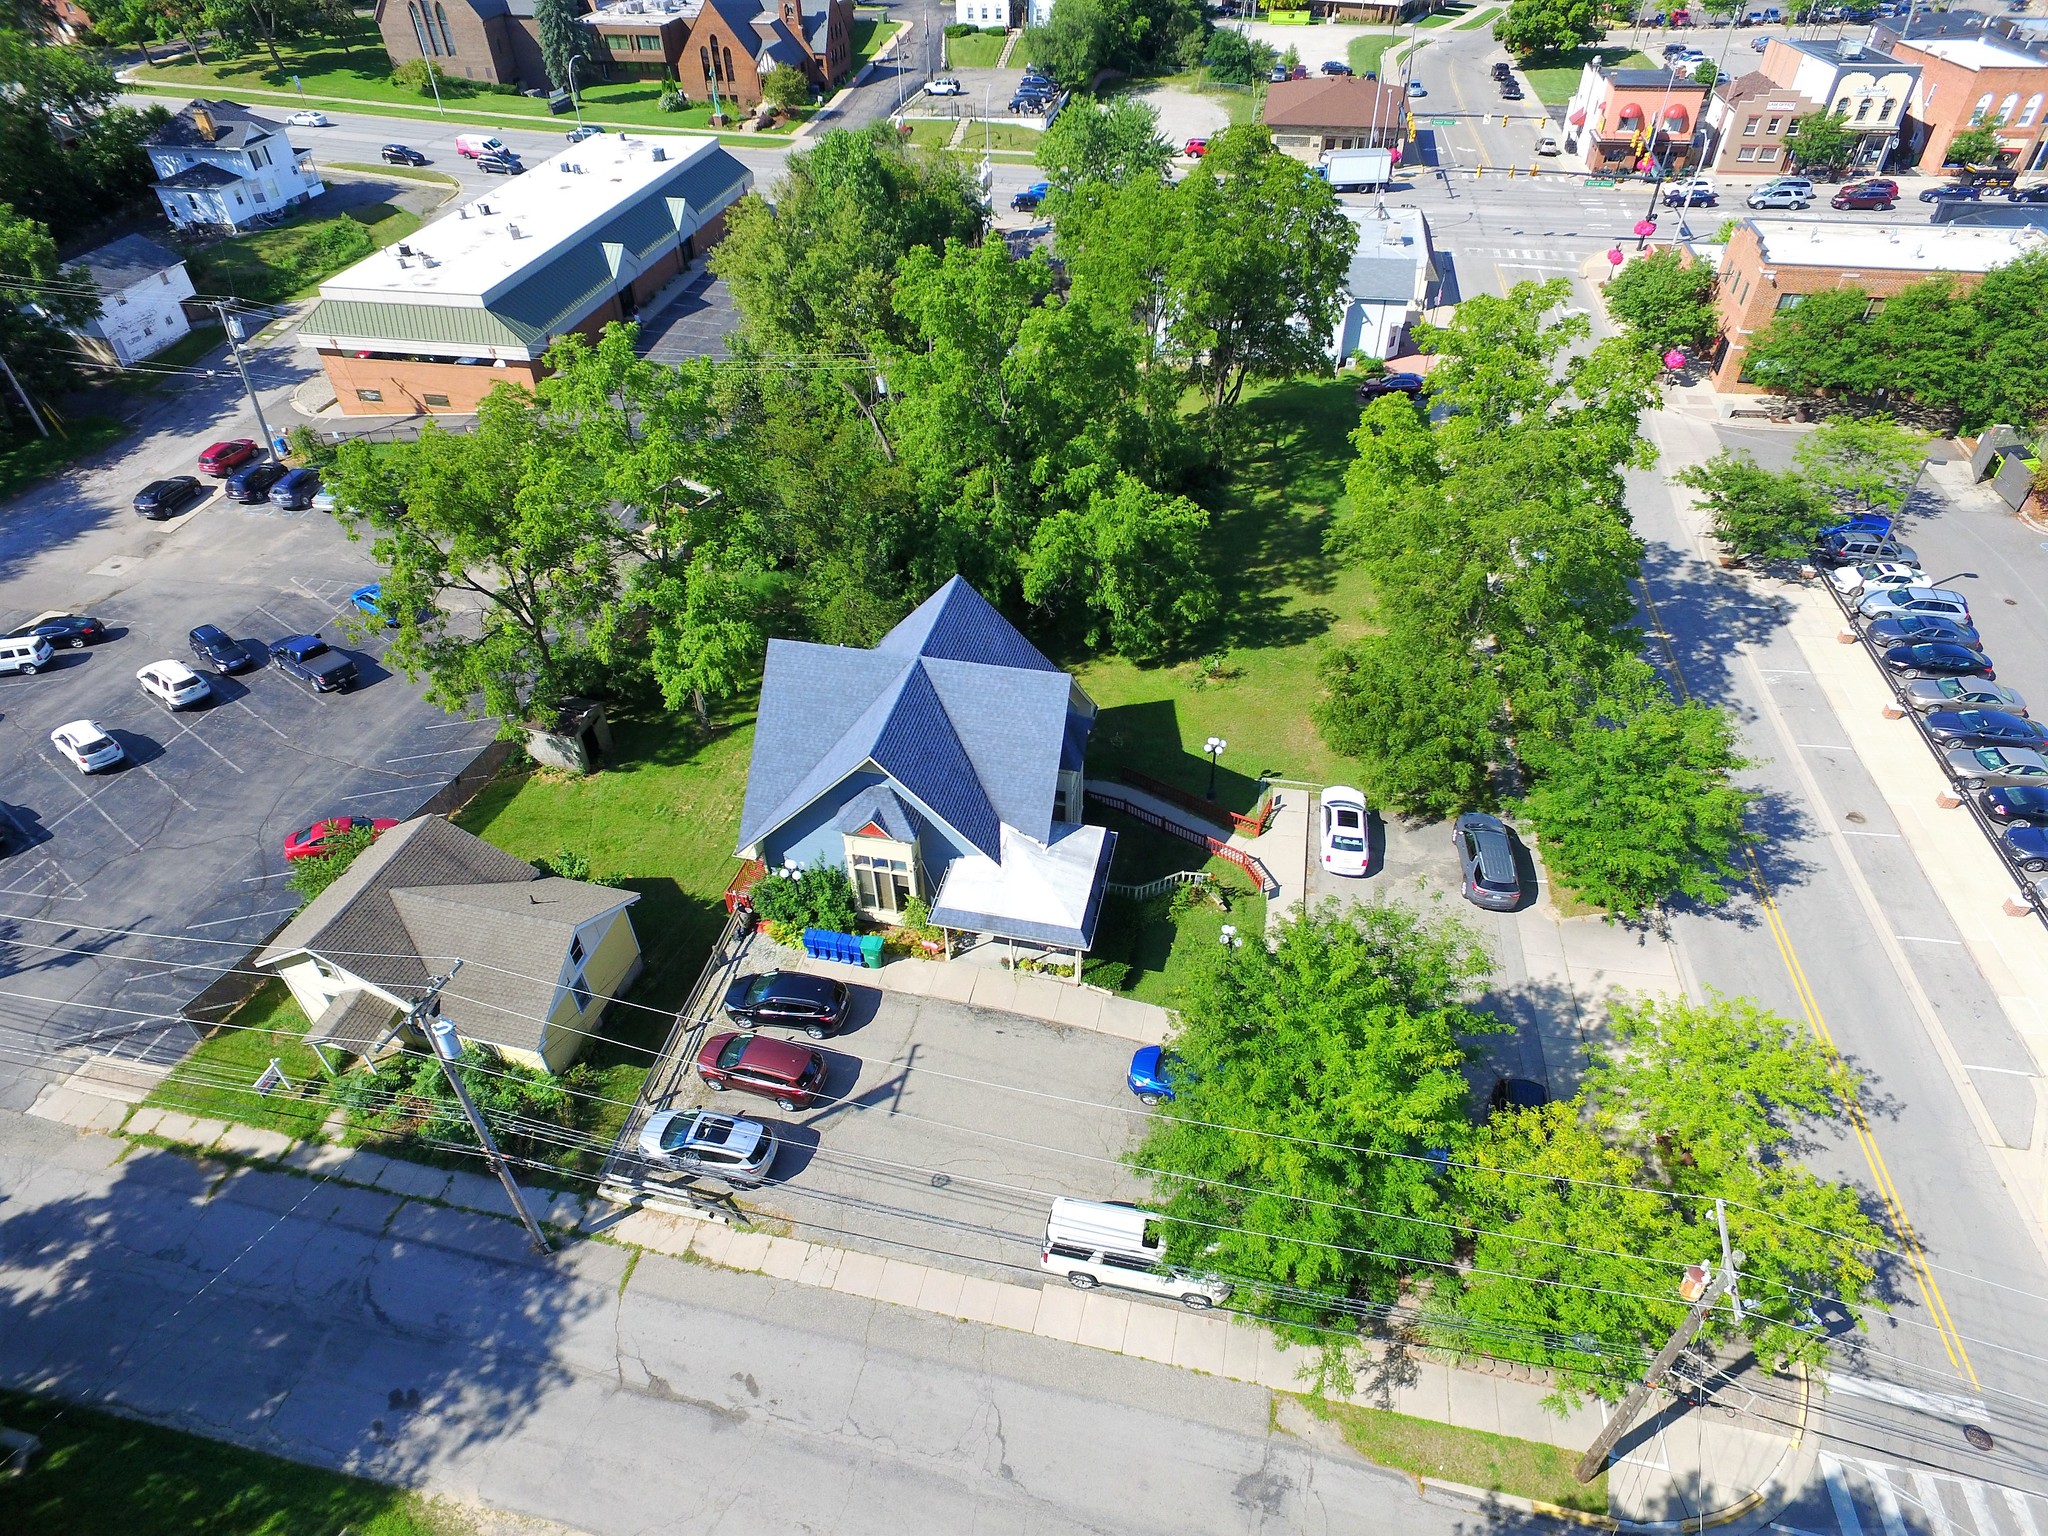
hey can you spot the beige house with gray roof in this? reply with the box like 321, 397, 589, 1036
256, 816, 641, 1074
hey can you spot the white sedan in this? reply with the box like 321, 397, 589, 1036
1321, 785, 1371, 877
136, 658, 212, 710
50, 719, 124, 773
287, 109, 330, 127
1830, 559, 1924, 597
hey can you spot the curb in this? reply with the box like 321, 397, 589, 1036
1421, 1476, 1618, 1529
1612, 1365, 1810, 1535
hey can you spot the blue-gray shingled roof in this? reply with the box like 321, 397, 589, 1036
833, 784, 921, 842
736, 577, 1082, 861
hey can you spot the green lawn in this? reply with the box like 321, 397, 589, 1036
1347, 34, 1401, 76
960, 119, 1042, 151
0, 415, 125, 500
1088, 810, 1266, 1005
145, 984, 336, 1140
182, 204, 422, 304
897, 118, 959, 148
1294, 1395, 1609, 1514
1071, 376, 1372, 816
853, 15, 906, 68
1521, 46, 1654, 105
945, 31, 1009, 68
327, 161, 463, 190
0, 1389, 465, 1536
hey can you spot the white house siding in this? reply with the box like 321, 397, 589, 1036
80, 265, 197, 367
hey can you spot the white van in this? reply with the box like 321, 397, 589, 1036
0, 634, 52, 676
1039, 1197, 1231, 1310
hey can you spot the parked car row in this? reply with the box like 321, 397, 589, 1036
1316, 786, 1529, 910
1822, 519, 2048, 889
136, 442, 324, 520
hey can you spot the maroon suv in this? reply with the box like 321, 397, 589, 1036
1831, 179, 1898, 210
697, 1031, 827, 1110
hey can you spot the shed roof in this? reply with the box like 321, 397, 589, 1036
73, 234, 186, 293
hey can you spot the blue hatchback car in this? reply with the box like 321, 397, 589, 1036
270, 467, 322, 510
1127, 1046, 1182, 1105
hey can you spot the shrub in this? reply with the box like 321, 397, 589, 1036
534, 848, 593, 881
982, 24, 1008, 33
748, 859, 862, 934
288, 825, 375, 902
945, 21, 976, 35
391, 57, 476, 98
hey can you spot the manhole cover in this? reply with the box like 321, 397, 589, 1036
2006, 598, 2019, 605
1846, 811, 1868, 824
1965, 1424, 1995, 1451
930, 1173, 951, 1188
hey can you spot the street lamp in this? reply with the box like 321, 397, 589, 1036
1204, 736, 1228, 800
568, 54, 588, 131
1931, 570, 1980, 588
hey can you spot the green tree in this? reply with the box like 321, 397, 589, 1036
1944, 123, 2002, 168
1036, 94, 1174, 190
1024, 0, 1113, 88
1673, 449, 1829, 561
0, 204, 99, 436
1794, 413, 1926, 519
1492, 0, 1603, 57
1961, 251, 2048, 432
286, 825, 375, 901
1514, 668, 1753, 919
1740, 285, 1877, 396
760, 62, 812, 112
533, 0, 597, 91
324, 392, 620, 732
1133, 902, 1502, 1340
1315, 625, 1504, 818
1202, 26, 1275, 85
1601, 247, 1721, 355
0, 30, 164, 244
1782, 110, 1855, 174
1022, 472, 1216, 658
1446, 994, 1883, 1402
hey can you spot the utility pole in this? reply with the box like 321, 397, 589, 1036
211, 300, 280, 462
414, 962, 553, 1255
1574, 1250, 1744, 1484
0, 355, 48, 439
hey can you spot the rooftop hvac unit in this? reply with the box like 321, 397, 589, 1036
458, 207, 469, 219
398, 243, 414, 256
652, 146, 666, 161
479, 203, 493, 215
508, 223, 523, 238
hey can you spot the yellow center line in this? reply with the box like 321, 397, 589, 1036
1633, 574, 1979, 1386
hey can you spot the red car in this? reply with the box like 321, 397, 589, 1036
283, 816, 397, 860
697, 1031, 827, 1111
197, 439, 259, 476
1184, 137, 1210, 158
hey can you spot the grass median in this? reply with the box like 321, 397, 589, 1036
0, 1388, 468, 1536
1292, 1394, 1609, 1515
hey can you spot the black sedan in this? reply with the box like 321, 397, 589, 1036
1921, 183, 1983, 203
1865, 614, 1982, 650
380, 143, 429, 165
188, 623, 256, 675
134, 475, 207, 519
1356, 372, 1430, 402
7, 613, 107, 648
2006, 184, 2048, 204
721, 970, 851, 1038
1922, 708, 2048, 748
2001, 825, 2048, 872
1982, 785, 2048, 826
1881, 642, 1995, 681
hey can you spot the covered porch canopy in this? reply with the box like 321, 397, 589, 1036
928, 823, 1117, 980
304, 988, 404, 1075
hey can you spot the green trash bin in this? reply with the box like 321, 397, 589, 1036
858, 933, 886, 969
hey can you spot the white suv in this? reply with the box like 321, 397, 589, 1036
1748, 177, 1816, 209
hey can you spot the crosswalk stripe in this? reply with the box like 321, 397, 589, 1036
1823, 1453, 1868, 1536
1871, 1467, 1910, 1536
2006, 1488, 2042, 1536
1963, 1480, 2001, 1536
1914, 1471, 1961, 1536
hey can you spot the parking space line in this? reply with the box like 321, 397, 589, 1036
185, 906, 297, 930
168, 717, 244, 774
425, 716, 498, 730
136, 763, 198, 812
383, 747, 484, 764
1842, 829, 1903, 838
233, 700, 292, 740
242, 871, 289, 883
1897, 935, 1964, 945
1963, 1062, 2035, 1075
254, 603, 299, 630
343, 783, 437, 801
39, 762, 142, 850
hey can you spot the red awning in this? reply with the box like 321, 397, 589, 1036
1663, 103, 1690, 119
1568, 107, 1586, 126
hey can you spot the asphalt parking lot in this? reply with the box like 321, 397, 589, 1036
651, 985, 1151, 1283
0, 484, 496, 1108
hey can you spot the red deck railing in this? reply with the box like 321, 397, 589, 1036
723, 858, 766, 914
1087, 787, 1279, 897
1116, 766, 1277, 837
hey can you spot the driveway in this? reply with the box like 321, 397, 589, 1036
648, 985, 1151, 1281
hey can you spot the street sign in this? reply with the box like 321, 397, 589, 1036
1429, 116, 1456, 127
1584, 177, 1618, 187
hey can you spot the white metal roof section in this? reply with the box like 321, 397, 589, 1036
317, 131, 726, 310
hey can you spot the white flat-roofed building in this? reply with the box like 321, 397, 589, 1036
297, 130, 751, 415
1330, 204, 1434, 362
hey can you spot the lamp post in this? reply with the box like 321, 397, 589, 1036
568, 54, 588, 131
1931, 570, 1980, 588
1204, 736, 1228, 800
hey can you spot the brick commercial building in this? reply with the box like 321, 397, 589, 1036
1703, 72, 1826, 177
1263, 77, 1410, 163
297, 133, 750, 416
1561, 63, 1710, 177
1705, 218, 2048, 392
1752, 35, 1920, 174
1887, 34, 2048, 173
375, 0, 851, 104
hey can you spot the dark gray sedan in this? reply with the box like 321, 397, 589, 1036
1922, 709, 2048, 748
1865, 614, 1981, 651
